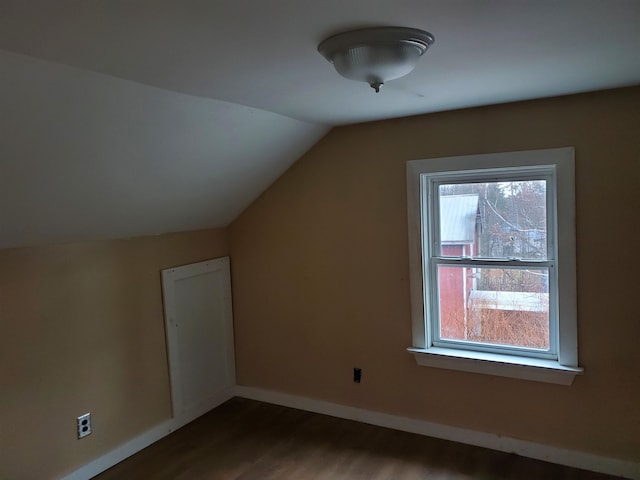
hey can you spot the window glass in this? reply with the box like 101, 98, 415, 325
436, 265, 550, 349
438, 180, 547, 260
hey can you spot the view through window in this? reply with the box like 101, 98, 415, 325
436, 180, 550, 350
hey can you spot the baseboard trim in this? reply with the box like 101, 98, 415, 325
235, 385, 640, 480
59, 387, 235, 480
58, 385, 639, 480
59, 419, 173, 480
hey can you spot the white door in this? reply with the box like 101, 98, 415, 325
161, 257, 235, 427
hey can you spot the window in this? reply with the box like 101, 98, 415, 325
407, 148, 582, 384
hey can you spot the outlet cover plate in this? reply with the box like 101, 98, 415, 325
77, 413, 91, 439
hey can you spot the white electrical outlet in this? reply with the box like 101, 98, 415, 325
77, 413, 91, 439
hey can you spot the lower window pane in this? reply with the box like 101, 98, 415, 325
437, 266, 550, 349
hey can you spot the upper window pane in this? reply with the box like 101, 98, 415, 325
438, 180, 547, 260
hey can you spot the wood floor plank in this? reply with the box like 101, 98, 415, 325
93, 398, 623, 480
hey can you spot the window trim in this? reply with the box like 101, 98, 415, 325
406, 147, 582, 385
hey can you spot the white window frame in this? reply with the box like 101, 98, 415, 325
406, 147, 583, 385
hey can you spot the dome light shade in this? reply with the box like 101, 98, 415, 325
318, 27, 434, 92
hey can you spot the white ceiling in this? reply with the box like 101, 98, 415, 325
1, 1, 639, 248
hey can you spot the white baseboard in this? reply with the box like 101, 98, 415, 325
59, 419, 174, 480
58, 385, 639, 480
235, 385, 640, 480
59, 387, 235, 480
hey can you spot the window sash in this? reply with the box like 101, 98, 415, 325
431, 257, 553, 267
423, 167, 556, 263
428, 261, 558, 359
422, 168, 559, 360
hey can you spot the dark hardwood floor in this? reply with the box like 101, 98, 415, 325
93, 397, 622, 480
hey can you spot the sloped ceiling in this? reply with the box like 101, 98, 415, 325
0, 51, 326, 248
1, 1, 639, 248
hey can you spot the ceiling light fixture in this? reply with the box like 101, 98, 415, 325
318, 26, 434, 93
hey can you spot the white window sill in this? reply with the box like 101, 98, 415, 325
407, 347, 583, 385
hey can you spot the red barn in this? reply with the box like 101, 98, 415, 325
438, 194, 479, 340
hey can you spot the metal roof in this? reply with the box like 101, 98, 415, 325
440, 194, 479, 244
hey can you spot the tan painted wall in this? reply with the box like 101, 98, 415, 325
230, 86, 640, 462
0, 228, 229, 479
